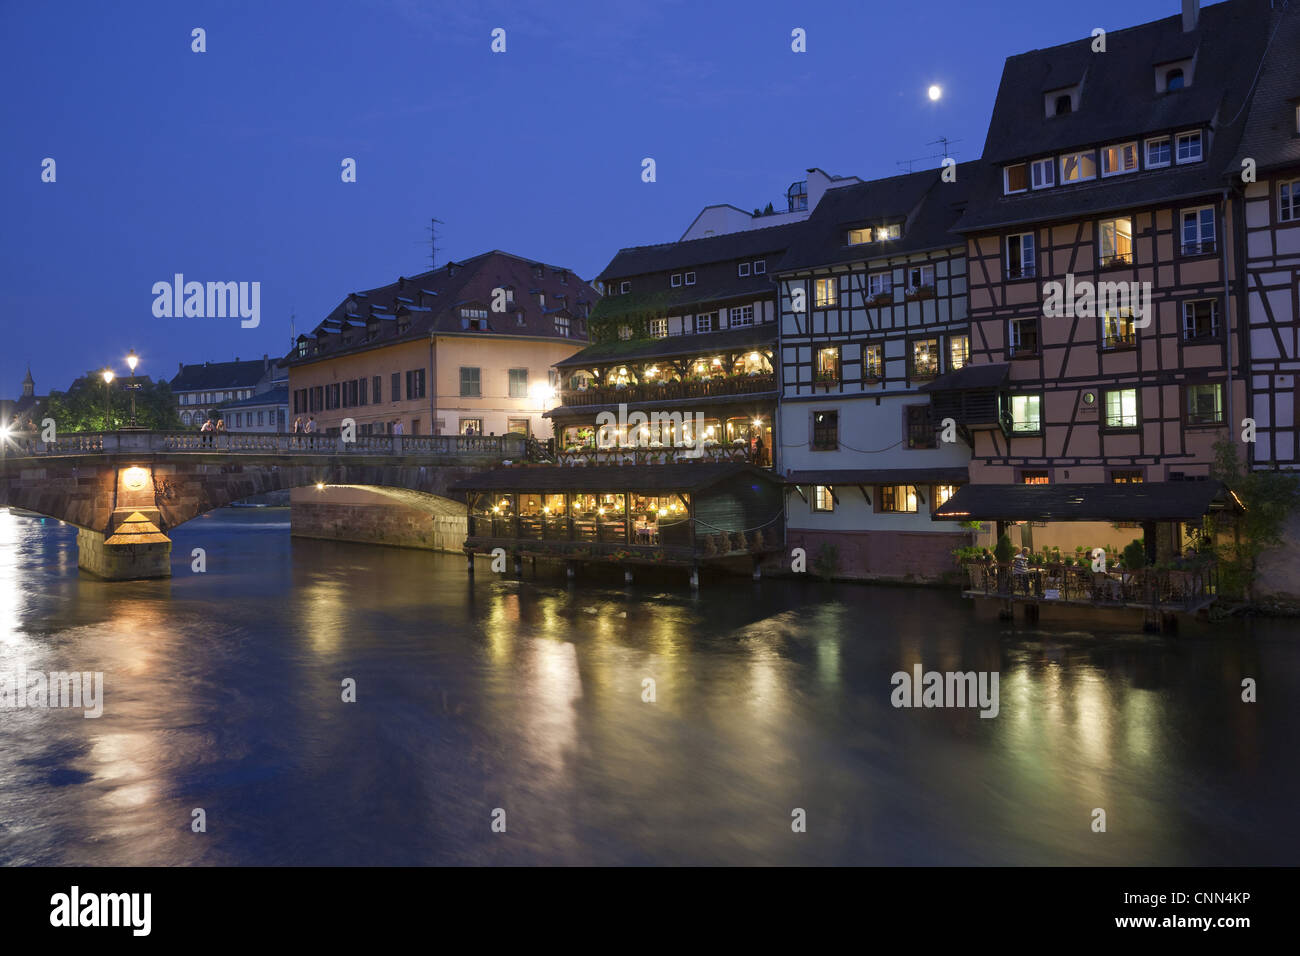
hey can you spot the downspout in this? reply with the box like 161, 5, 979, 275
428, 333, 437, 437
1220, 187, 1235, 445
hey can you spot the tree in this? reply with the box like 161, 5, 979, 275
42, 372, 183, 432
1208, 438, 1300, 599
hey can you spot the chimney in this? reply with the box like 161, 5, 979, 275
1182, 0, 1199, 32
263, 353, 269, 371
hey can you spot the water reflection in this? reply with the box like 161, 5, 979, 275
0, 506, 1297, 865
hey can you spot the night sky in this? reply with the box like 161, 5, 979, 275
1, 0, 1187, 395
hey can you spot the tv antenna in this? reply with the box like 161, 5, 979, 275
895, 136, 963, 173
424, 217, 444, 270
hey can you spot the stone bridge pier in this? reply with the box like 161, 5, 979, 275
0, 435, 512, 580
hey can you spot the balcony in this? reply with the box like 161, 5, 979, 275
560, 373, 777, 407
961, 559, 1219, 613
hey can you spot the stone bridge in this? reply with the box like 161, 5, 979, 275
0, 430, 521, 579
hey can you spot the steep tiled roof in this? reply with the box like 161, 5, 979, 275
286, 250, 600, 368
774, 166, 975, 273
554, 324, 774, 369
1230, 3, 1300, 173
170, 359, 269, 392
956, 0, 1273, 232
596, 221, 806, 281
218, 385, 288, 410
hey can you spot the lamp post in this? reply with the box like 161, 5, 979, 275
102, 369, 115, 431
125, 349, 140, 427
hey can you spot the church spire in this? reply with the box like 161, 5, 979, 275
21, 365, 34, 398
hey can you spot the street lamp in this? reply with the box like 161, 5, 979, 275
125, 349, 140, 427
102, 369, 115, 430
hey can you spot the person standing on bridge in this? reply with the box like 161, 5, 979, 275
201, 417, 214, 447
304, 416, 317, 434
292, 416, 303, 434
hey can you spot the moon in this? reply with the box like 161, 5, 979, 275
928, 85, 942, 101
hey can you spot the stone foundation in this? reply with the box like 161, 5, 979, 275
290, 486, 466, 552
785, 528, 970, 583
77, 527, 172, 580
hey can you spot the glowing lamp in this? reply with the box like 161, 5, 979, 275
123, 467, 149, 491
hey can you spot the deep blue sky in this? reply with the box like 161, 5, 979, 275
1, 0, 1185, 395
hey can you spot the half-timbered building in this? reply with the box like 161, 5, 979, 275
929, 0, 1272, 561
546, 223, 801, 467
774, 167, 976, 581
1233, 2, 1300, 469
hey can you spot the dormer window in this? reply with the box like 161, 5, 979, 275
878, 224, 901, 241
1175, 130, 1203, 164
1060, 150, 1097, 183
684, 272, 696, 286
671, 273, 682, 287
848, 227, 872, 244
753, 260, 766, 274
460, 307, 488, 331
1166, 69, 1185, 91
1031, 158, 1055, 189
620, 281, 631, 294
738, 262, 751, 277
1004, 163, 1028, 194
1101, 142, 1138, 177
1156, 59, 1194, 93
1045, 85, 1079, 118
1145, 136, 1171, 168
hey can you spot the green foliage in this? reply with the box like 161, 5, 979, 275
994, 533, 1014, 564
1209, 439, 1300, 598
42, 372, 182, 432
957, 520, 985, 532
1122, 538, 1146, 570
812, 542, 840, 580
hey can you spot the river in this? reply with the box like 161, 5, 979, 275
1, 506, 1297, 865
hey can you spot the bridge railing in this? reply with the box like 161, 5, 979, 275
1, 430, 525, 459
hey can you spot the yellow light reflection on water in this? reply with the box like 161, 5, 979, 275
0, 509, 21, 647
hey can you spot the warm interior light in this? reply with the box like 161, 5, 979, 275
315, 482, 325, 490
658, 507, 667, 516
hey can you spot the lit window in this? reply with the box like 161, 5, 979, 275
1021, 471, 1050, 485
865, 344, 883, 379
1111, 470, 1143, 483
816, 347, 841, 383
1102, 310, 1136, 349
848, 228, 872, 244
1175, 131, 1203, 164
1185, 383, 1223, 425
949, 334, 970, 370
1103, 387, 1139, 429
879, 485, 918, 513
1009, 394, 1042, 433
1146, 137, 1171, 168
934, 484, 957, 507
1004, 163, 1028, 194
813, 486, 835, 513
911, 338, 940, 378
878, 224, 901, 241
649, 318, 668, 338
1098, 217, 1133, 266
1060, 151, 1097, 183
814, 277, 837, 308
1101, 142, 1138, 176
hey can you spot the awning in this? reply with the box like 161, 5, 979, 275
784, 467, 968, 486
919, 363, 1010, 392
932, 481, 1242, 522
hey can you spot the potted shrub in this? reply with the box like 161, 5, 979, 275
994, 533, 1014, 564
